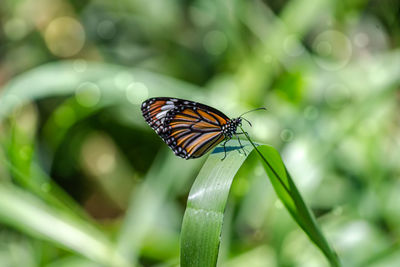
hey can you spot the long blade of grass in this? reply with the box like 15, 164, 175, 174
241, 128, 340, 266
0, 183, 127, 267
180, 138, 340, 267
180, 140, 252, 267
1, 112, 92, 221
0, 61, 206, 121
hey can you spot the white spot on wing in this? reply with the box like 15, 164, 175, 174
161, 104, 175, 111
156, 110, 169, 119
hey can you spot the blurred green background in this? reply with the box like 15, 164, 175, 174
0, 0, 400, 266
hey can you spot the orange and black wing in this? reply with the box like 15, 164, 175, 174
141, 97, 230, 159
141, 97, 176, 133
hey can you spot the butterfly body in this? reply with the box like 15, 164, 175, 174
141, 97, 243, 159
222, 118, 242, 138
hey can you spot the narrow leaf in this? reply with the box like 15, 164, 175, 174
0, 184, 127, 266
181, 141, 254, 267
180, 139, 340, 267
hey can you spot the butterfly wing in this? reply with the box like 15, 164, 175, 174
141, 97, 176, 134
141, 97, 230, 159
166, 105, 227, 159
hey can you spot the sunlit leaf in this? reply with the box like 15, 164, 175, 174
180, 139, 339, 267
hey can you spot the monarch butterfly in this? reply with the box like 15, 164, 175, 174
141, 97, 265, 160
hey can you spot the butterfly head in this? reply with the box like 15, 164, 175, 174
223, 118, 242, 138
231, 117, 242, 126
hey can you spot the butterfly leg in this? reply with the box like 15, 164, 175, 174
235, 134, 248, 156
235, 132, 247, 154
221, 138, 230, 161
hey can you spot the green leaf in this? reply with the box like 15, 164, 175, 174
180, 139, 340, 267
1, 106, 97, 222
0, 61, 209, 265
0, 184, 127, 266
180, 141, 251, 267
0, 61, 206, 122
242, 129, 340, 266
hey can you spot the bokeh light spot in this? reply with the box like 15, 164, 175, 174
316, 40, 332, 56
189, 6, 215, 27
280, 129, 294, 142
45, 16, 85, 57
304, 106, 319, 120
73, 59, 87, 73
337, 221, 370, 249
324, 83, 351, 108
312, 30, 352, 71
97, 20, 116, 40
96, 153, 116, 175
81, 133, 117, 177
126, 82, 149, 105
354, 32, 369, 48
75, 82, 101, 107
254, 166, 264, 176
115, 72, 134, 90
275, 200, 284, 209
254, 117, 279, 141
203, 30, 228, 55
4, 18, 28, 41
333, 206, 343, 216
284, 35, 304, 57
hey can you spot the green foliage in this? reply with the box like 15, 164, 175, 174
1, 0, 400, 266
181, 140, 338, 266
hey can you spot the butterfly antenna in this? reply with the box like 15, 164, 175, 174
239, 107, 267, 117
241, 117, 252, 127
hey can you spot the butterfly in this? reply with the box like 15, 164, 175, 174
141, 97, 265, 160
